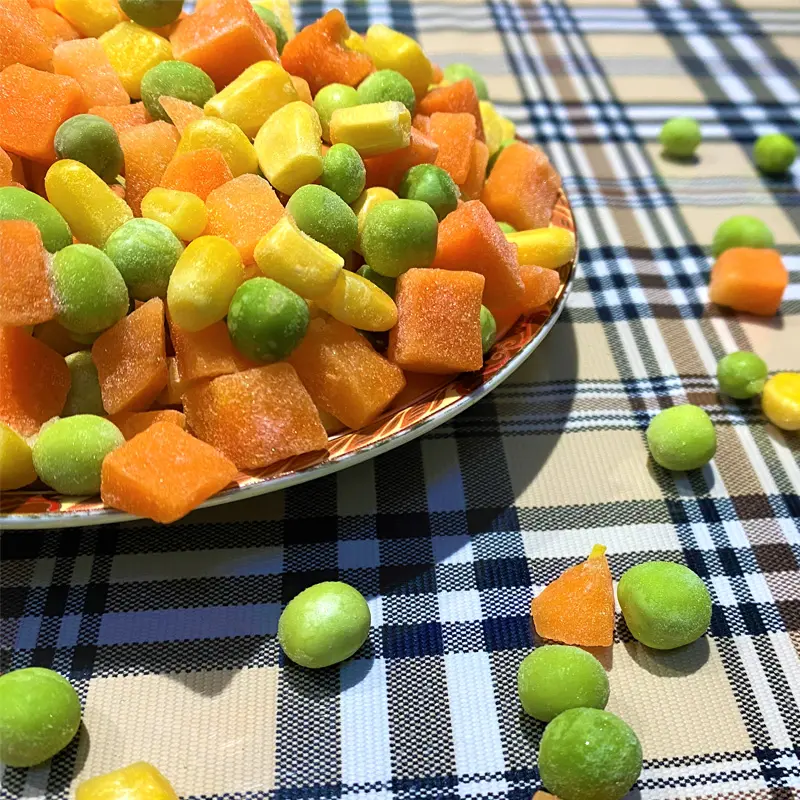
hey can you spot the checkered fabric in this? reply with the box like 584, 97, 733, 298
2, 0, 800, 798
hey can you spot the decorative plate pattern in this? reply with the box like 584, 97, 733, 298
1, 190, 577, 529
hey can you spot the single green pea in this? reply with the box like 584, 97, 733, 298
357, 69, 415, 114
487, 138, 515, 173
539, 709, 642, 800
104, 218, 183, 301
717, 351, 768, 399
63, 351, 105, 417
52, 244, 129, 335
753, 133, 797, 175
360, 199, 439, 278
0, 186, 72, 252
313, 83, 360, 142
140, 61, 216, 122
659, 116, 701, 159
442, 63, 489, 101
286, 184, 359, 257
278, 581, 371, 668
646, 405, 716, 472
480, 305, 497, 353
618, 561, 711, 650
54, 115, 124, 183
0, 668, 81, 768
397, 163, 459, 221
227, 278, 309, 363
712, 214, 774, 257
320, 143, 366, 205
33, 415, 124, 495
357, 265, 396, 298
253, 6, 288, 54
517, 645, 609, 722
119, 0, 183, 27
497, 221, 516, 234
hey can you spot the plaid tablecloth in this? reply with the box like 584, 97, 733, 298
2, 0, 800, 798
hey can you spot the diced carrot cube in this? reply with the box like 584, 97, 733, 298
168, 317, 252, 383
119, 120, 179, 216
709, 247, 788, 317
459, 138, 489, 200
429, 112, 476, 185
88, 101, 152, 136
160, 147, 232, 201
32, 7, 79, 47
53, 38, 129, 108
0, 0, 53, 71
418, 79, 484, 141
0, 326, 70, 436
28, 0, 57, 10
108, 408, 186, 439
101, 421, 237, 523
412, 113, 431, 135
92, 297, 169, 414
157, 96, 203, 133
363, 127, 438, 191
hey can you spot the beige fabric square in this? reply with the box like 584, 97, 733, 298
505, 429, 663, 508
681, 204, 800, 246
74, 668, 279, 795
646, 142, 760, 179
608, 74, 705, 103
773, 36, 800, 67
740, 314, 800, 372
485, 73, 523, 103
417, 30, 505, 57
586, 34, 675, 59
607, 639, 752, 759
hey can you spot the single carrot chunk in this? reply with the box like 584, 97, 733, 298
88, 102, 152, 136
428, 112, 476, 185
459, 138, 489, 201
92, 297, 169, 414
412, 113, 431, 136
170, 0, 279, 89
0, 0, 53, 71
160, 148, 232, 200
0, 326, 70, 436
0, 219, 56, 326
53, 38, 129, 108
32, 7, 80, 47
281, 9, 373, 96
531, 544, 614, 648
363, 127, 438, 191
0, 146, 12, 187
119, 121, 180, 216
0, 64, 84, 162
168, 317, 252, 383
709, 247, 788, 317
417, 79, 484, 141
183, 363, 328, 469
482, 141, 561, 231
157, 95, 204, 133
108, 409, 186, 439
101, 421, 237, 523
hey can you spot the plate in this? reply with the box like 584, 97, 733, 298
0, 189, 577, 529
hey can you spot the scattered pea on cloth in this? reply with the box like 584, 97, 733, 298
753, 132, 797, 175
711, 214, 774, 257
646, 405, 717, 471
659, 116, 702, 159
716, 351, 768, 399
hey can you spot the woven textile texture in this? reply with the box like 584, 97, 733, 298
2, 0, 800, 798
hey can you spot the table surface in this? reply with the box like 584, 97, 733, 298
2, 1, 800, 798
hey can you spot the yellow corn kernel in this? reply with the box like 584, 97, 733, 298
480, 101, 505, 157
141, 188, 208, 242
351, 186, 397, 252
329, 102, 410, 158
315, 269, 397, 331
76, 762, 178, 800
252, 0, 295, 38
205, 61, 300, 139
54, 0, 121, 37
167, 236, 244, 332
45, 160, 132, 248
177, 118, 259, 178
254, 101, 323, 195
762, 373, 800, 431
364, 24, 433, 98
254, 216, 343, 299
498, 115, 516, 142
0, 422, 37, 490
344, 31, 367, 53
99, 23, 172, 99
506, 227, 576, 270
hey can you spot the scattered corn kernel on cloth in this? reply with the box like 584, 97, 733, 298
3, 0, 800, 798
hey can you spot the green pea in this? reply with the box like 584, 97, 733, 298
712, 215, 774, 257
357, 69, 415, 114
360, 199, 438, 277
646, 404, 716, 472
659, 116, 701, 159
33, 415, 124, 495
0, 186, 72, 252
63, 351, 104, 417
517, 645, 609, 722
0, 668, 81, 768
140, 61, 216, 122
442, 63, 489, 101
397, 163, 459, 221
119, 0, 183, 27
753, 133, 797, 175
618, 561, 711, 650
717, 351, 768, 399
538, 709, 642, 800
320, 143, 366, 205
52, 244, 129, 335
480, 305, 497, 353
357, 264, 396, 298
313, 83, 359, 142
497, 221, 516, 234
227, 277, 309, 362
487, 138, 515, 173
286, 184, 358, 257
253, 5, 288, 54
278, 581, 371, 668
104, 218, 183, 301
54, 115, 124, 183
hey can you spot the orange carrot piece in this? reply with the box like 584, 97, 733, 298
168, 317, 252, 383
119, 121, 180, 216
363, 127, 438, 191
0, 0, 53, 71
108, 409, 186, 439
418, 79, 484, 141
88, 102, 152, 136
459, 138, 489, 201
709, 247, 788, 317
53, 37, 129, 108
32, 7, 80, 46
158, 96, 203, 133
160, 147, 233, 200
428, 112, 476, 185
